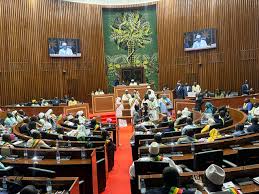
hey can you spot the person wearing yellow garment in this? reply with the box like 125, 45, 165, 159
207, 128, 222, 143
241, 98, 253, 114
68, 97, 78, 106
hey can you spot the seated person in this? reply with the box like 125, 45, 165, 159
129, 142, 182, 179
135, 116, 156, 131
246, 117, 259, 133
203, 89, 214, 98
204, 102, 214, 114
182, 107, 191, 118
19, 118, 31, 136
174, 111, 183, 126
163, 121, 176, 133
177, 128, 197, 144
232, 124, 245, 137
4, 112, 18, 127
68, 97, 78, 106
129, 79, 138, 86
193, 164, 241, 194
207, 129, 222, 143
89, 118, 100, 130
19, 185, 39, 194
213, 113, 223, 126
1, 134, 14, 148
95, 88, 105, 95
146, 166, 199, 194
242, 98, 253, 114
250, 103, 259, 117
26, 131, 50, 149
0, 155, 7, 169
76, 111, 87, 124
157, 116, 169, 128
219, 110, 227, 123
52, 97, 60, 106
181, 117, 197, 135
12, 110, 23, 123
153, 132, 165, 146
63, 114, 76, 127
76, 125, 91, 141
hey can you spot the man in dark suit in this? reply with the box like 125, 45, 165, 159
175, 82, 185, 99
246, 117, 259, 133
183, 82, 192, 98
241, 80, 250, 95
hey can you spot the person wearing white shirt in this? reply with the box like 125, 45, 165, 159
192, 34, 208, 49
148, 97, 159, 121
58, 42, 74, 56
129, 142, 182, 179
192, 82, 201, 94
129, 79, 138, 86
122, 90, 132, 101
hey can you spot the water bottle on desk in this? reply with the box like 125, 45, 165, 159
191, 142, 195, 154
140, 178, 146, 194
56, 149, 61, 164
24, 146, 28, 159
67, 140, 71, 147
81, 147, 86, 159
56, 139, 59, 148
46, 178, 52, 194
2, 176, 7, 191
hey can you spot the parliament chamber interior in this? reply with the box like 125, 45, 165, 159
0, 0, 259, 193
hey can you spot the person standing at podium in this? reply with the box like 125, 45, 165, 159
122, 89, 132, 101
115, 97, 127, 127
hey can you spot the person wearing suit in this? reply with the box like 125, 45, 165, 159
183, 82, 192, 98
246, 117, 259, 133
175, 82, 185, 99
241, 80, 250, 95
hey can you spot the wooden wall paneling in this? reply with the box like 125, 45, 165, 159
0, 0, 258, 106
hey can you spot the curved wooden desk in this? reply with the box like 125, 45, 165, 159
2, 148, 98, 194
3, 176, 80, 194
1, 103, 90, 118
138, 164, 259, 194
174, 93, 259, 113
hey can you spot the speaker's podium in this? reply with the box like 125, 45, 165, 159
114, 83, 153, 99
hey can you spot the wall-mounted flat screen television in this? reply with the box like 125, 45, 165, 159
184, 28, 216, 51
48, 38, 81, 57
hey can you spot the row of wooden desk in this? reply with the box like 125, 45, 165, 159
174, 93, 259, 113
1, 176, 80, 194
1, 103, 90, 118
138, 164, 259, 194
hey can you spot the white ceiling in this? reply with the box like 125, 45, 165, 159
63, 0, 159, 5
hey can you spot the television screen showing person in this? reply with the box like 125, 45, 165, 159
48, 38, 81, 57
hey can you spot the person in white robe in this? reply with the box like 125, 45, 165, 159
129, 94, 140, 116
192, 82, 201, 94
129, 79, 138, 86
115, 97, 127, 127
122, 90, 132, 101
146, 86, 156, 100
148, 97, 159, 121
76, 111, 87, 124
